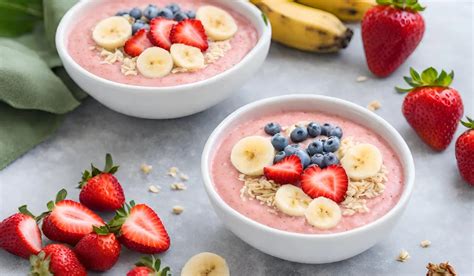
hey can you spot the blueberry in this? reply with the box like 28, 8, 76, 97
327, 126, 343, 138
129, 7, 143, 19
284, 144, 299, 156
144, 5, 159, 20
307, 140, 324, 156
186, 10, 196, 19
323, 136, 340, 153
174, 11, 188, 21
311, 153, 325, 168
158, 8, 174, 19
271, 134, 289, 151
290, 127, 308, 143
264, 122, 281, 135
166, 3, 181, 13
132, 20, 149, 34
274, 151, 286, 164
115, 10, 129, 16
321, 123, 333, 136
323, 152, 339, 166
307, 122, 321, 137
295, 149, 311, 168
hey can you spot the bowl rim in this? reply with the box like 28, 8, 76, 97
201, 94, 415, 239
55, 0, 271, 92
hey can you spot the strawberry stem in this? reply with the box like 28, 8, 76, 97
78, 153, 119, 188
376, 0, 425, 12
135, 255, 171, 275
396, 67, 454, 93
461, 116, 474, 129
18, 205, 36, 218
107, 200, 136, 234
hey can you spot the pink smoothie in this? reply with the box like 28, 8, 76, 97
67, 0, 258, 87
211, 111, 405, 234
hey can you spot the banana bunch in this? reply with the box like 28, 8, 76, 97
250, 0, 375, 53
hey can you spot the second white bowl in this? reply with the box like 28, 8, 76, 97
201, 95, 415, 264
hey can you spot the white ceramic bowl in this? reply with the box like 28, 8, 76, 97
56, 0, 271, 119
201, 95, 415, 264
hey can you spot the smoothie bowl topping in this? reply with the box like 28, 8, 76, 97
227, 119, 393, 232
90, 3, 237, 79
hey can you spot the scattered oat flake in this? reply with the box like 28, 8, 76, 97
367, 100, 381, 111
239, 174, 280, 208
171, 182, 187, 190
172, 205, 184, 214
179, 173, 189, 181
426, 262, 457, 276
148, 185, 161, 193
356, 76, 368, 82
140, 164, 153, 174
420, 240, 431, 248
167, 167, 179, 177
396, 250, 410, 262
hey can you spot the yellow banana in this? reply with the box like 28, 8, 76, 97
255, 0, 353, 53
296, 0, 376, 21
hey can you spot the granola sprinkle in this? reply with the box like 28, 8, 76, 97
396, 250, 410, 262
140, 163, 153, 174
420, 240, 431, 248
172, 205, 184, 215
238, 174, 280, 207
167, 167, 179, 177
205, 40, 232, 64
171, 182, 187, 191
426, 262, 457, 276
367, 100, 382, 111
148, 185, 161, 193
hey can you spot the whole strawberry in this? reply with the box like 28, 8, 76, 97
41, 189, 105, 244
127, 255, 171, 276
79, 153, 125, 211
30, 244, 86, 276
0, 206, 42, 259
109, 201, 170, 254
455, 117, 474, 185
397, 67, 464, 151
362, 0, 425, 77
74, 226, 121, 271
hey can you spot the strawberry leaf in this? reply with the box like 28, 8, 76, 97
18, 205, 36, 218
396, 67, 454, 92
78, 154, 119, 188
461, 116, 474, 129
55, 189, 67, 203
376, 0, 425, 12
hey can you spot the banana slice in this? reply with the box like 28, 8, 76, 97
196, 6, 238, 41
231, 136, 275, 176
92, 16, 132, 50
181, 252, 230, 276
305, 197, 342, 229
170, 44, 205, 70
136, 47, 173, 78
340, 143, 382, 180
275, 185, 312, 216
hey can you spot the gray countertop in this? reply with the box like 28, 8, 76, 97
1, 1, 473, 275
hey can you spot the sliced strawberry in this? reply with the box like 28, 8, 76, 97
148, 18, 176, 51
170, 19, 208, 51
264, 155, 303, 184
109, 202, 170, 254
0, 210, 42, 259
124, 29, 154, 57
300, 165, 348, 203
42, 190, 105, 245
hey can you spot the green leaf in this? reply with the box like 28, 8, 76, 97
104, 153, 113, 172
0, 0, 43, 37
421, 67, 438, 83
461, 117, 474, 129
409, 67, 421, 82
403, 76, 419, 87
161, 267, 171, 276
395, 86, 412, 93
18, 205, 35, 218
46, 200, 55, 211
55, 189, 67, 203
261, 12, 268, 26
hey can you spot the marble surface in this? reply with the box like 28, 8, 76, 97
1, 2, 473, 275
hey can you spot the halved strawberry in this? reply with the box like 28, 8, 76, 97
300, 165, 348, 203
109, 201, 170, 254
264, 155, 303, 184
0, 206, 42, 259
170, 19, 208, 51
148, 18, 176, 51
41, 189, 105, 245
124, 29, 154, 57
